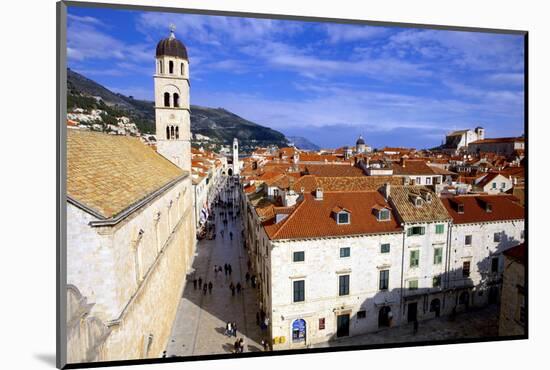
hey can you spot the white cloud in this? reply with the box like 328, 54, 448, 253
324, 23, 390, 43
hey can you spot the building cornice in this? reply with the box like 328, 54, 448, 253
67, 172, 189, 227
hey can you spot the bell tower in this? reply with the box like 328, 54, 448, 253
154, 25, 191, 172
232, 138, 240, 175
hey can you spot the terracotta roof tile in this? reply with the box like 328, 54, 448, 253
305, 164, 365, 177
389, 186, 450, 223
264, 191, 402, 240
441, 194, 524, 224
67, 130, 185, 219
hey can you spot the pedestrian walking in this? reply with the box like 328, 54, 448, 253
413, 318, 419, 335
261, 339, 268, 351
198, 277, 203, 289
224, 264, 228, 276
220, 230, 224, 238
218, 266, 223, 273
228, 264, 232, 275
233, 339, 239, 353
208, 281, 213, 294
230, 284, 236, 296
229, 231, 233, 240
232, 322, 238, 337
225, 322, 232, 337
193, 278, 197, 290
203, 284, 207, 295
214, 265, 218, 275
239, 338, 245, 352
245, 272, 250, 285
236, 282, 242, 293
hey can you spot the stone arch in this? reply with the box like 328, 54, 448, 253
166, 126, 170, 140
173, 93, 180, 107
164, 92, 170, 107
171, 126, 175, 139
175, 126, 179, 139
158, 60, 163, 74
169, 60, 174, 74
180, 62, 184, 75
66, 284, 111, 363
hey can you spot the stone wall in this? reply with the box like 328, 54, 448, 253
66, 176, 196, 363
498, 255, 525, 336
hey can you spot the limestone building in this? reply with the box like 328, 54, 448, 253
66, 28, 195, 364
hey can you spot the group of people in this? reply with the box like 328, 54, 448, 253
192, 277, 213, 295
224, 321, 239, 337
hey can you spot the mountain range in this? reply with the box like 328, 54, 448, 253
67, 68, 298, 152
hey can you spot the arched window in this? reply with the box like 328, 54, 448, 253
166, 126, 170, 139
180, 63, 184, 75
171, 126, 175, 139
173, 93, 179, 107
169, 61, 174, 74
159, 60, 163, 74
164, 92, 170, 107
175, 126, 179, 139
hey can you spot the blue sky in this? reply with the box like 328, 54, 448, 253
67, 6, 525, 149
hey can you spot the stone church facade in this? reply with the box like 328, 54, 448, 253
66, 29, 196, 363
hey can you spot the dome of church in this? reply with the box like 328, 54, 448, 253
356, 135, 365, 145
156, 30, 188, 59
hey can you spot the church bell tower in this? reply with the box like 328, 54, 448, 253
154, 25, 191, 172
232, 138, 240, 175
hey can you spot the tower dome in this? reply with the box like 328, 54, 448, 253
156, 27, 188, 60
356, 135, 365, 145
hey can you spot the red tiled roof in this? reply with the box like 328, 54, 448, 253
504, 242, 526, 264
264, 191, 402, 240
470, 137, 524, 144
441, 195, 524, 224
392, 160, 436, 176
305, 164, 365, 177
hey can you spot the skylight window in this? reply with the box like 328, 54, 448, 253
337, 212, 350, 224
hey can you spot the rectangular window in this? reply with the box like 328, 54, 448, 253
339, 275, 350, 296
491, 257, 499, 273
340, 247, 351, 258
492, 182, 497, 189
337, 212, 349, 224
410, 250, 420, 268
462, 261, 471, 278
319, 318, 325, 330
501, 182, 506, 189
494, 232, 501, 242
426, 177, 432, 185
416, 177, 421, 184
293, 280, 305, 302
433, 247, 443, 265
465, 235, 472, 245
380, 243, 390, 254
407, 226, 425, 236
293, 251, 305, 262
435, 224, 444, 234
378, 209, 390, 221
379, 270, 389, 290
409, 279, 418, 290
433, 275, 441, 288
357, 310, 366, 319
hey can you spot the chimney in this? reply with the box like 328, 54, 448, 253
315, 187, 323, 200
383, 182, 391, 200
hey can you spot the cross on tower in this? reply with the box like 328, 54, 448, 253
169, 23, 176, 38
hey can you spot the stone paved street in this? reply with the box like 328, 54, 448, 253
311, 305, 500, 348
166, 177, 264, 357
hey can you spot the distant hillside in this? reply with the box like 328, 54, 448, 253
287, 136, 320, 151
67, 69, 288, 151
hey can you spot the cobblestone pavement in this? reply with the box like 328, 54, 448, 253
311, 305, 500, 348
166, 177, 264, 357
